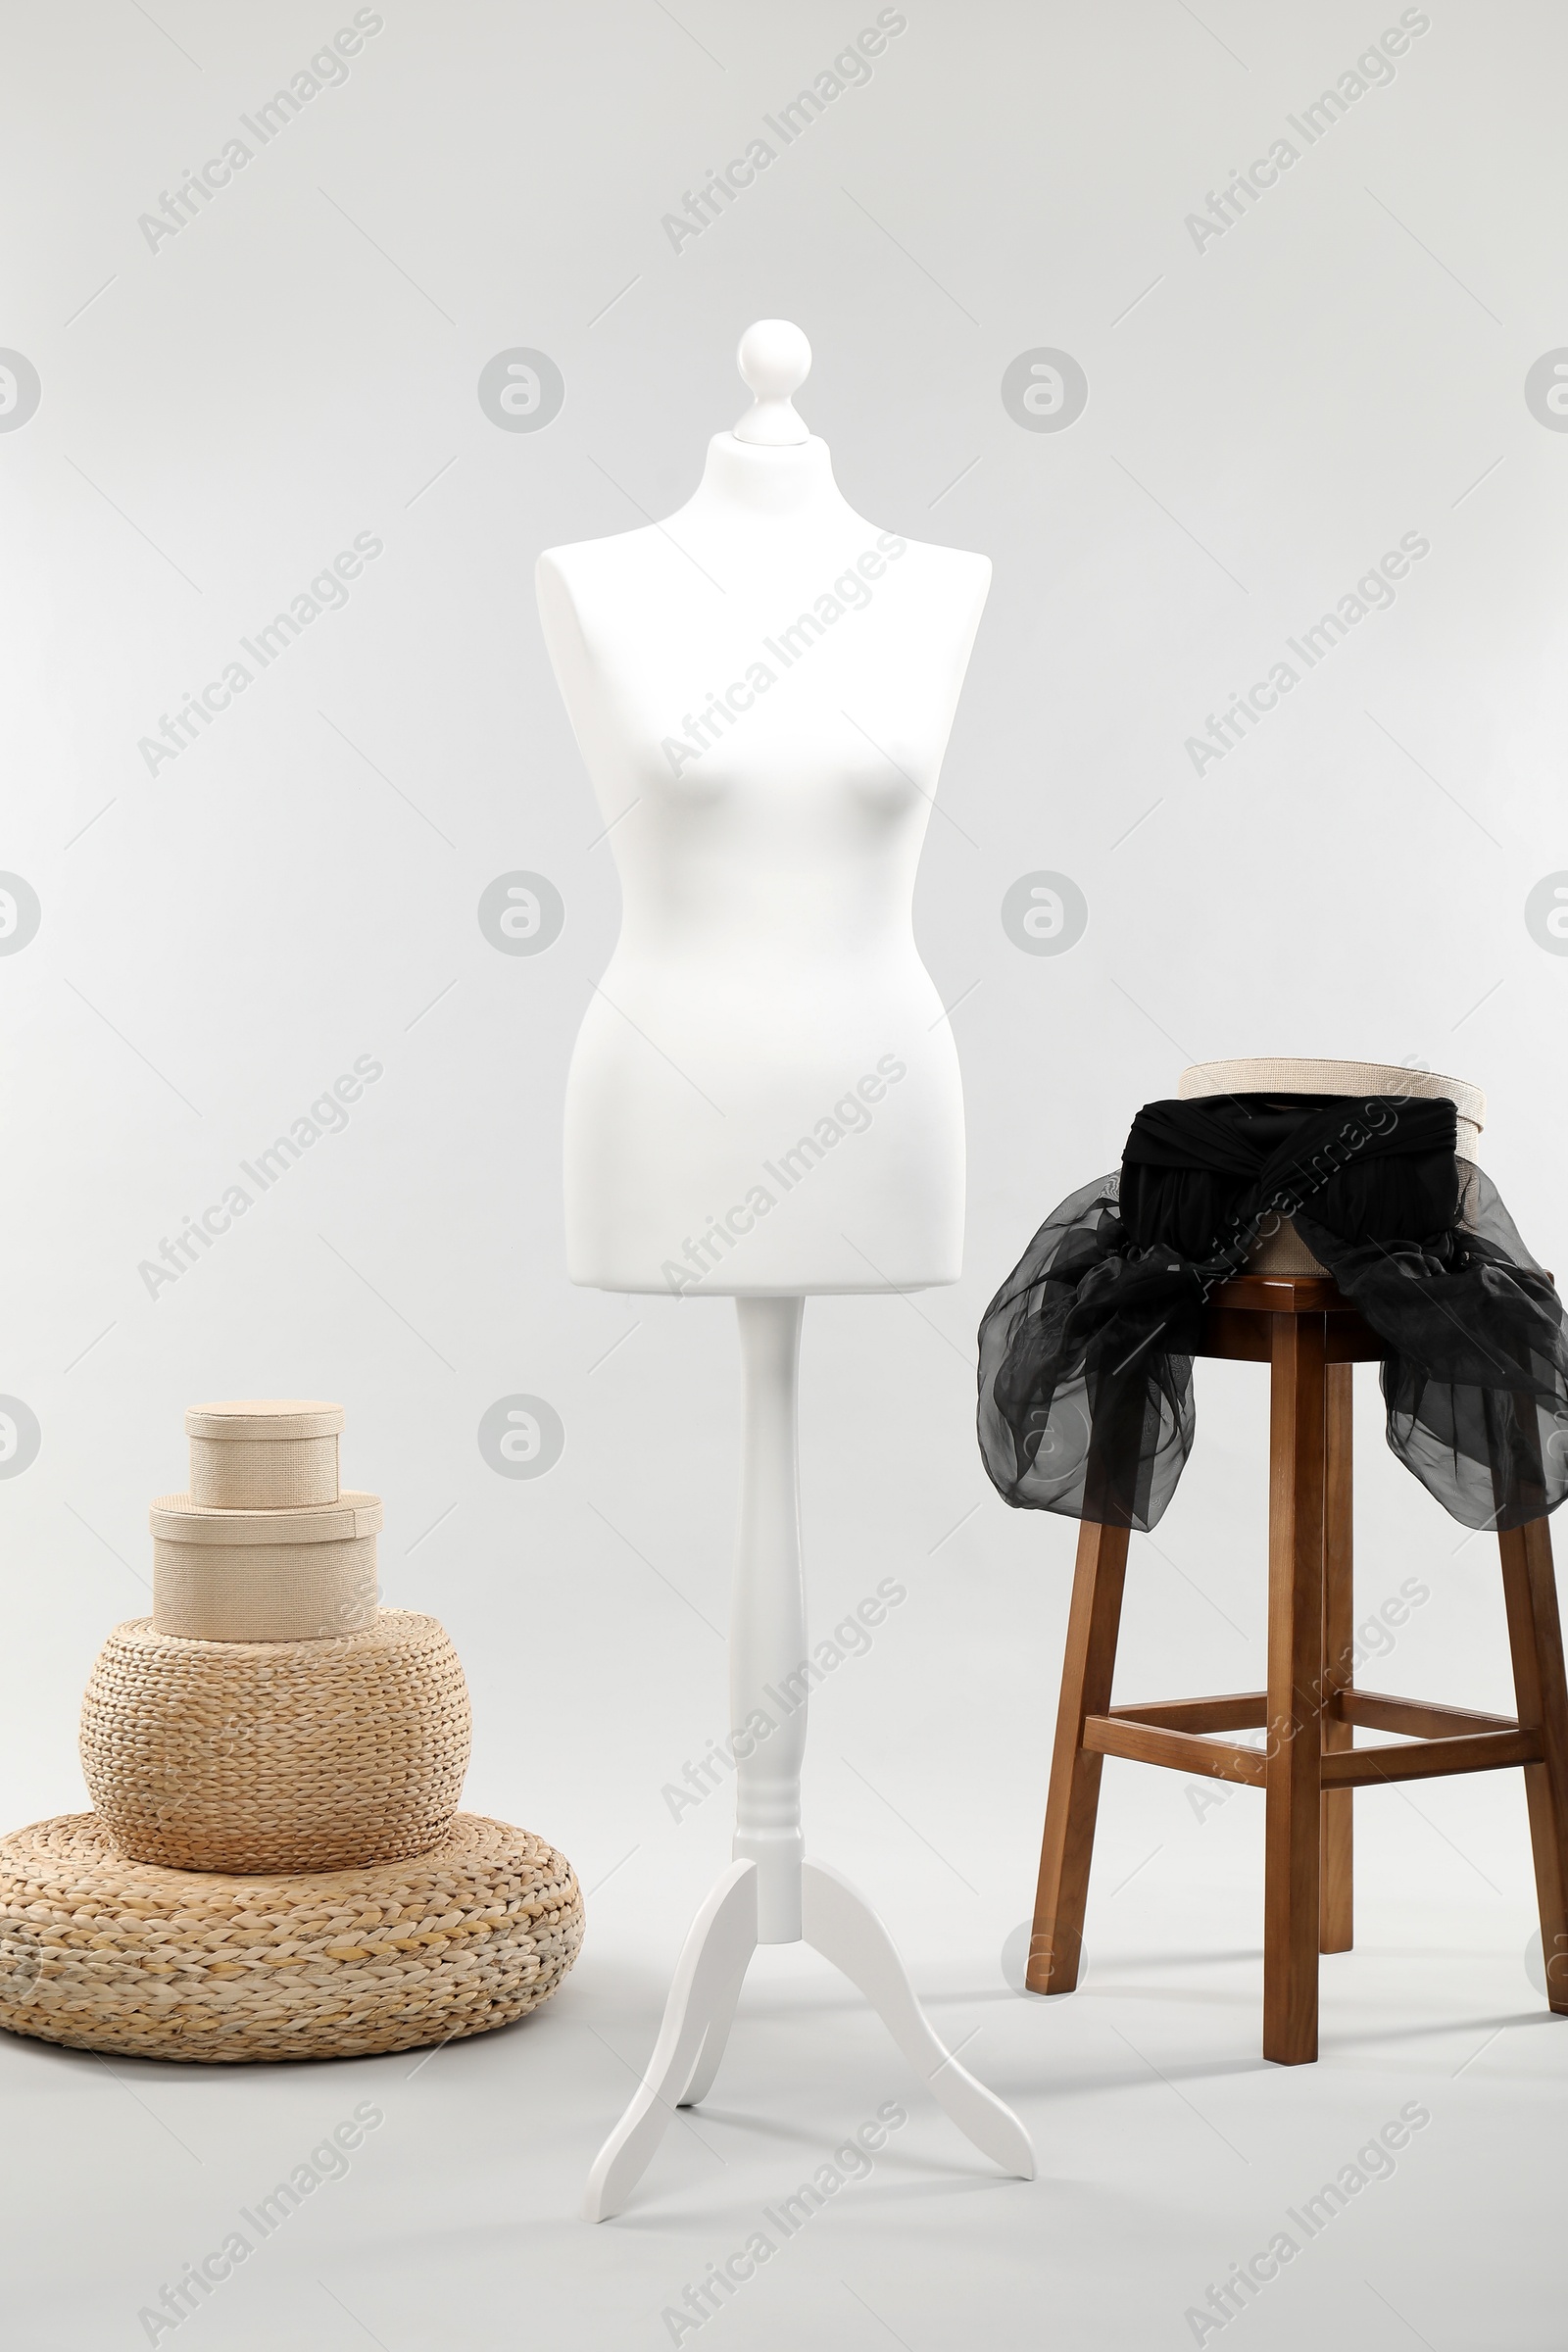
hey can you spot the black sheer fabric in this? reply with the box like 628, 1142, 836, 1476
977, 1094, 1568, 1535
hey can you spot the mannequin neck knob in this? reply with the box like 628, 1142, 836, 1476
734, 318, 811, 446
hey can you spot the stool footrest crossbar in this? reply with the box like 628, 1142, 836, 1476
1086, 1689, 1541, 1789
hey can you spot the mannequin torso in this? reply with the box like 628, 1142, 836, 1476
538, 334, 988, 1296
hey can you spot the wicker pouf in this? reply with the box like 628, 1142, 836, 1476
79, 1613, 470, 1875
0, 1812, 582, 2062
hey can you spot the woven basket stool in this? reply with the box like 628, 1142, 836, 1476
0, 1812, 581, 2062
1027, 1058, 1568, 2063
79, 1613, 471, 1875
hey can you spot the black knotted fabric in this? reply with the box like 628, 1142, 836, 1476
976, 1093, 1568, 1535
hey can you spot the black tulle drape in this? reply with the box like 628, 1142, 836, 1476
976, 1094, 1568, 1534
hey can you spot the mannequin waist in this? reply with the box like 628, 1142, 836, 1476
592, 938, 938, 1019
594, 921, 926, 988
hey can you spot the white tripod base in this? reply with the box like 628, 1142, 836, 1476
582, 1857, 1035, 2221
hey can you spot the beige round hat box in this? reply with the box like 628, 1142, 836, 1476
185, 1399, 344, 1510
150, 1492, 382, 1644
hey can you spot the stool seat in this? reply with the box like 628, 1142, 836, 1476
1026, 1238, 1568, 2063
1201, 1273, 1384, 1363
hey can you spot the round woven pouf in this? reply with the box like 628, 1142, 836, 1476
79, 1613, 470, 1875
0, 1812, 582, 2062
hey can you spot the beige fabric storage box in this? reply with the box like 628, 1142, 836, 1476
151, 1492, 381, 1643
186, 1398, 343, 1509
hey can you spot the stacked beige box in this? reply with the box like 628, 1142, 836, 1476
0, 1401, 581, 2062
154, 1400, 379, 1644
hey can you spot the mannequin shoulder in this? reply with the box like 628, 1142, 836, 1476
893, 534, 992, 614
535, 526, 666, 621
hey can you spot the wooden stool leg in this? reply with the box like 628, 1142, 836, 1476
1264, 1313, 1326, 2063
1320, 1362, 1354, 1954
1499, 1516, 1568, 2015
1027, 1517, 1130, 1993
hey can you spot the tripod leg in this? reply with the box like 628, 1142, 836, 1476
802, 1859, 1034, 2180
678, 1955, 748, 2107
582, 1860, 759, 2221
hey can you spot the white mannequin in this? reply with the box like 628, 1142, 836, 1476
539, 324, 1032, 2220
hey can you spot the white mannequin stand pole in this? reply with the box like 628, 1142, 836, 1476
583, 1298, 1035, 2222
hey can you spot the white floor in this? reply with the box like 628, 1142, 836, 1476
5, 1802, 1563, 2352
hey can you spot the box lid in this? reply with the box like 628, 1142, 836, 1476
150, 1490, 381, 1544
1177, 1059, 1486, 1132
185, 1400, 344, 1442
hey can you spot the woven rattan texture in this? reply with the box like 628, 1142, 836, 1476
79, 1613, 470, 1874
0, 1811, 581, 2061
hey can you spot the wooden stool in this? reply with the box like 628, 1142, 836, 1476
1025, 1272, 1568, 2062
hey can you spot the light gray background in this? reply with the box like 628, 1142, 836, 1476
3, 2, 1567, 2345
